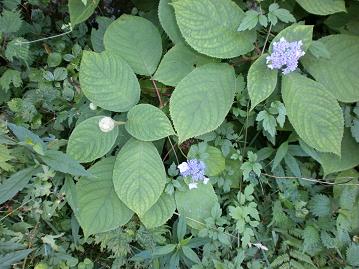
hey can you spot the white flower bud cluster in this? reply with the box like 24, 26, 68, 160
98, 117, 115, 133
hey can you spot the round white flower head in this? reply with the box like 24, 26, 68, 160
203, 177, 209, 184
98, 117, 115, 133
178, 162, 190, 174
89, 103, 97, 111
188, 182, 198, 190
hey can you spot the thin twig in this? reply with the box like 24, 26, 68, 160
242, 100, 250, 156
262, 173, 359, 186
16, 29, 73, 44
151, 79, 164, 108
167, 137, 179, 165
261, 23, 273, 55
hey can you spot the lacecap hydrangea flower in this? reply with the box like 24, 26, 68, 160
266, 37, 305, 75
178, 159, 209, 190
98, 116, 115, 133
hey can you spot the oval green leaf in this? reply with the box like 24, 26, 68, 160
125, 104, 175, 142
158, 0, 184, 44
104, 15, 162, 76
139, 193, 176, 228
68, 0, 99, 26
301, 130, 359, 176
301, 35, 359, 103
248, 54, 278, 110
270, 24, 313, 52
113, 139, 166, 216
295, 0, 346, 15
76, 157, 133, 236
175, 184, 218, 229
282, 73, 343, 155
80, 51, 140, 112
67, 116, 119, 163
170, 63, 236, 143
172, 0, 255, 58
153, 43, 215, 87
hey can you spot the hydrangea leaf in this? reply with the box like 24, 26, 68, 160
104, 15, 162, 76
91, 16, 113, 52
301, 35, 359, 103
270, 24, 313, 52
172, 0, 256, 58
68, 0, 99, 26
79, 51, 140, 112
203, 146, 225, 177
76, 158, 133, 236
300, 130, 359, 176
170, 63, 236, 143
153, 43, 215, 87
139, 193, 176, 228
282, 73, 343, 156
175, 184, 218, 229
295, 0, 346, 16
125, 104, 175, 142
347, 243, 359, 267
67, 116, 119, 163
158, 0, 184, 44
248, 54, 278, 110
113, 139, 166, 216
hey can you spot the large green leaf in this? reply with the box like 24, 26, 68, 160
300, 130, 359, 176
125, 104, 175, 141
270, 24, 313, 52
295, 0, 346, 15
248, 54, 278, 110
76, 158, 133, 236
40, 150, 91, 177
104, 15, 162, 76
140, 193, 176, 228
175, 184, 218, 229
170, 63, 236, 143
113, 139, 166, 216
68, 0, 99, 26
0, 167, 35, 204
158, 0, 184, 44
172, 0, 255, 58
301, 35, 359, 103
67, 116, 119, 163
282, 73, 343, 155
153, 43, 214, 86
80, 51, 140, 112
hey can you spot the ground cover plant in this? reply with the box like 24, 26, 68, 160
1, 0, 359, 268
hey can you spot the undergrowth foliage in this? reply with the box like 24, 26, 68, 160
0, 0, 359, 268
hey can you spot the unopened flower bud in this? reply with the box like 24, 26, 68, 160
89, 103, 97, 110
99, 117, 115, 133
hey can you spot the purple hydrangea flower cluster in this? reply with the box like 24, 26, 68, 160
266, 37, 305, 75
178, 159, 209, 190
